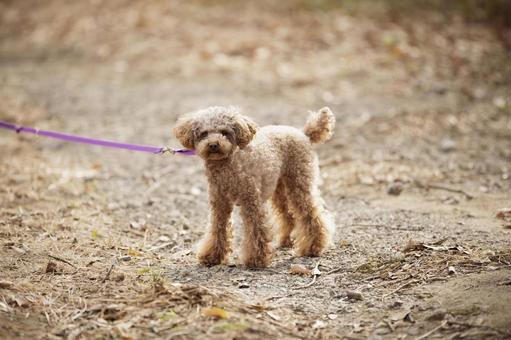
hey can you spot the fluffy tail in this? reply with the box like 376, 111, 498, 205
303, 107, 335, 144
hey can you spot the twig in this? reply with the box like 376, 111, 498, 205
382, 279, 419, 299
293, 275, 317, 290
48, 254, 77, 269
101, 261, 116, 283
325, 266, 345, 275
294, 262, 321, 289
414, 180, 474, 200
349, 223, 383, 228
148, 242, 175, 252
415, 320, 447, 340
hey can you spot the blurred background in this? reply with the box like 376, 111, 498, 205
1, 1, 510, 339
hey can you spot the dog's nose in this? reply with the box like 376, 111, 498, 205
208, 142, 219, 151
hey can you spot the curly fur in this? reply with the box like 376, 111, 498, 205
174, 106, 335, 268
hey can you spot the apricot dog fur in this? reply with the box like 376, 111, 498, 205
174, 106, 335, 268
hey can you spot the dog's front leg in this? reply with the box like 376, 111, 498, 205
239, 195, 272, 268
197, 193, 233, 266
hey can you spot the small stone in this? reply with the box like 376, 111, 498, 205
312, 320, 327, 329
238, 283, 250, 289
439, 138, 456, 152
190, 186, 201, 196
344, 290, 363, 301
389, 300, 403, 309
427, 309, 447, 321
114, 273, 125, 282
120, 256, 131, 262
387, 182, 403, 196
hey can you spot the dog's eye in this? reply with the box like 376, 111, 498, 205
220, 130, 229, 137
199, 131, 208, 139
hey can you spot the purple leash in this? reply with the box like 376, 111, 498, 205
0, 121, 195, 156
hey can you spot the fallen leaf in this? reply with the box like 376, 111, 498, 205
496, 208, 511, 220
203, 307, 229, 319
403, 239, 425, 252
0, 281, 14, 289
45, 261, 58, 273
289, 264, 310, 276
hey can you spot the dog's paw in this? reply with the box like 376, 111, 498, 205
296, 240, 327, 257
243, 243, 272, 268
198, 252, 224, 266
277, 237, 294, 249
243, 255, 270, 268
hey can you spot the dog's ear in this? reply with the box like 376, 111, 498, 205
232, 114, 258, 149
173, 114, 196, 149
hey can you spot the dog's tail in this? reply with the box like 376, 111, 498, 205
303, 107, 335, 144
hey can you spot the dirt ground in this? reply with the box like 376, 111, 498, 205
1, 1, 510, 339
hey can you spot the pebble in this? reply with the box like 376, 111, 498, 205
427, 309, 447, 321
344, 290, 364, 301
439, 138, 456, 152
387, 182, 403, 196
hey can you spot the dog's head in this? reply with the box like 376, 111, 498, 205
173, 106, 258, 161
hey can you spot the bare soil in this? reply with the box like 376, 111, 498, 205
1, 1, 510, 339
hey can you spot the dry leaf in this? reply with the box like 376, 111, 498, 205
496, 208, 511, 220
0, 281, 14, 289
403, 239, 425, 252
45, 261, 58, 273
203, 307, 229, 319
289, 264, 310, 276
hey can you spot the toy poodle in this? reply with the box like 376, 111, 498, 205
173, 106, 335, 268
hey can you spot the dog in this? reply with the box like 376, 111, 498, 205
173, 106, 335, 267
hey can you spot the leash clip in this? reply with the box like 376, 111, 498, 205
159, 146, 176, 155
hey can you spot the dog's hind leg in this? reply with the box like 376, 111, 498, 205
272, 178, 296, 248
284, 159, 330, 257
